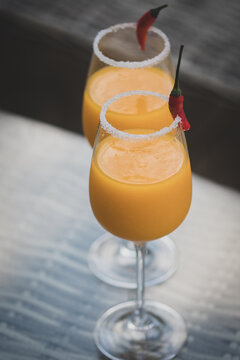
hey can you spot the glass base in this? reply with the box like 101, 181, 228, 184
88, 234, 178, 288
95, 300, 187, 360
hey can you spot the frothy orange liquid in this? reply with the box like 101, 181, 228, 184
89, 131, 192, 241
82, 66, 174, 146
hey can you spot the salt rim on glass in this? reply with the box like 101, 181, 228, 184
93, 23, 170, 68
100, 90, 181, 141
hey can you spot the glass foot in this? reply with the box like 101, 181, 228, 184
95, 300, 187, 360
88, 233, 178, 288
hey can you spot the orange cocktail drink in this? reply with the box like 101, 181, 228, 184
83, 66, 173, 146
82, 23, 175, 147
89, 91, 192, 242
90, 130, 191, 241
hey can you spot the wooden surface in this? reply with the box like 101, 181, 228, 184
1, 0, 239, 99
0, 17, 240, 192
0, 0, 240, 191
0, 111, 240, 359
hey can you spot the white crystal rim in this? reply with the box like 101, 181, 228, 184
93, 23, 170, 68
100, 90, 181, 140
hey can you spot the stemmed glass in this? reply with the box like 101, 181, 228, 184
89, 91, 192, 359
83, 23, 179, 288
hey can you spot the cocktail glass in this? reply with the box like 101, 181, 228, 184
89, 91, 192, 359
83, 23, 178, 288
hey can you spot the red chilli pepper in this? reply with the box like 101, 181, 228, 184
169, 45, 190, 131
136, 5, 168, 51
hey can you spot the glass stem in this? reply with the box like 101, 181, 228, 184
124, 240, 135, 251
135, 243, 146, 322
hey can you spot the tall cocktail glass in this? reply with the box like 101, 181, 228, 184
83, 23, 178, 288
89, 90, 192, 359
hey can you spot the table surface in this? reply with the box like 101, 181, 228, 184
1, 0, 240, 101
0, 111, 240, 360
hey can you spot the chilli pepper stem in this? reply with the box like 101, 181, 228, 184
169, 44, 191, 131
174, 44, 184, 91
150, 5, 168, 18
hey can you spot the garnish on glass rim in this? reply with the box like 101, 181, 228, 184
169, 45, 190, 131
136, 5, 168, 51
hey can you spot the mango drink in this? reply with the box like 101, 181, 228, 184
89, 130, 192, 242
82, 66, 174, 146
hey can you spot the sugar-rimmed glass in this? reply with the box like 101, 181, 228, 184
83, 23, 174, 145
83, 23, 178, 288
89, 91, 192, 360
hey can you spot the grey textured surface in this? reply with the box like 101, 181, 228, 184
0, 111, 240, 359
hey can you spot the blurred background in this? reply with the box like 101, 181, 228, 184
0, 0, 239, 189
